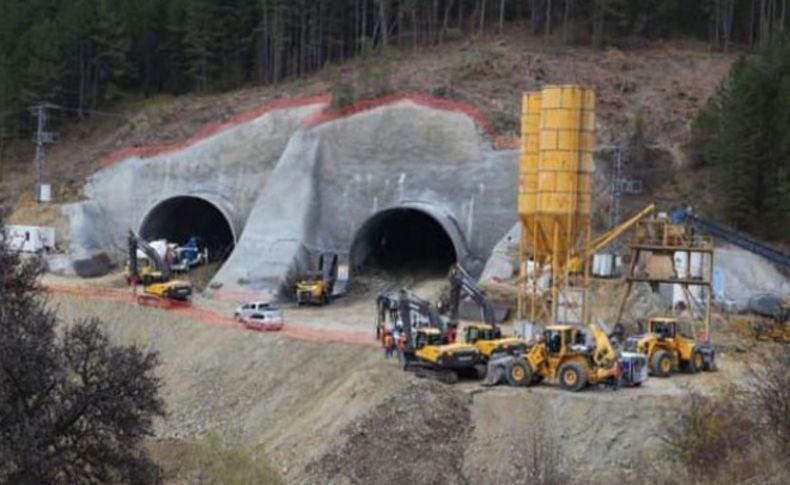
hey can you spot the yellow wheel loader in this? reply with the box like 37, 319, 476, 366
398, 290, 483, 384
486, 324, 648, 391
623, 317, 715, 377
127, 231, 192, 306
446, 264, 527, 360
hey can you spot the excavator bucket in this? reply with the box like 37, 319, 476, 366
483, 354, 515, 386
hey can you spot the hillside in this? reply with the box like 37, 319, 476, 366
1, 32, 735, 226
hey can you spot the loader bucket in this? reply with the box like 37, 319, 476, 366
483, 355, 516, 386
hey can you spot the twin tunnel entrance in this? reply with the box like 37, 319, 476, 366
139, 198, 460, 281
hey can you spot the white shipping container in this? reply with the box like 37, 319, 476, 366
4, 225, 56, 253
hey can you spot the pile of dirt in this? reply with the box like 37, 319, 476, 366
303, 380, 472, 485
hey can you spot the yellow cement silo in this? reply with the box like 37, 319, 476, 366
520, 85, 594, 266
518, 84, 595, 324
518, 92, 542, 221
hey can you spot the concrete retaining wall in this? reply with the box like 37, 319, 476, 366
210, 101, 518, 299
67, 95, 520, 300
65, 102, 325, 260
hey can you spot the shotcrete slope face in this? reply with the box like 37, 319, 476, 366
139, 196, 235, 262
210, 101, 519, 297
68, 103, 324, 267
351, 208, 457, 276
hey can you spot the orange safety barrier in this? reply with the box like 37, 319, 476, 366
45, 284, 376, 347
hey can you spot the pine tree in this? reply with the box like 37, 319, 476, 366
183, 0, 221, 92
692, 35, 790, 241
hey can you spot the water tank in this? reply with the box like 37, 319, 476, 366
592, 253, 614, 277
519, 85, 595, 265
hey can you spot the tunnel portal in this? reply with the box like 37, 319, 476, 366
139, 196, 235, 263
350, 208, 458, 276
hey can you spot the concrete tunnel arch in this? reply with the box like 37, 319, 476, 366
138, 195, 238, 263
349, 204, 471, 276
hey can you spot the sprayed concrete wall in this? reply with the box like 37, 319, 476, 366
64, 99, 327, 262
66, 95, 520, 300
210, 101, 518, 299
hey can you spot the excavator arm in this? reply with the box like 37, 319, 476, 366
404, 291, 445, 331
127, 230, 170, 281
447, 263, 497, 331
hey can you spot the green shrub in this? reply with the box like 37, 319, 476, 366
182, 432, 283, 485
662, 390, 757, 483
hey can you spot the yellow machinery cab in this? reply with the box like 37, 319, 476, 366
464, 323, 527, 359
624, 316, 715, 377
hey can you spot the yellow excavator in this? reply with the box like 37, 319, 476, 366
485, 323, 648, 391
446, 264, 527, 359
127, 231, 192, 306
398, 289, 483, 384
624, 317, 716, 377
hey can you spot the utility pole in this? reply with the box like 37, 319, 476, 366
610, 147, 643, 226
610, 147, 625, 229
30, 103, 57, 202
610, 146, 643, 251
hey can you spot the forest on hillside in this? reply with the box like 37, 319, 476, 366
1, 0, 788, 132
1, 1, 789, 241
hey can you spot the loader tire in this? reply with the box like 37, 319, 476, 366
688, 350, 703, 374
558, 363, 587, 392
651, 350, 672, 378
505, 358, 532, 387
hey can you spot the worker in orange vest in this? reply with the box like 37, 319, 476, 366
384, 331, 394, 359
396, 332, 407, 362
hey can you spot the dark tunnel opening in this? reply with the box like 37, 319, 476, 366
139, 196, 235, 264
351, 208, 457, 277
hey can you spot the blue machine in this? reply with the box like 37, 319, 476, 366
171, 236, 208, 272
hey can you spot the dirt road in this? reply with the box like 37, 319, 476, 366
44, 274, 745, 484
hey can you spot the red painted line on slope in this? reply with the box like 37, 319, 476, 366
45, 284, 376, 348
99, 94, 331, 168
303, 92, 520, 150
99, 92, 518, 171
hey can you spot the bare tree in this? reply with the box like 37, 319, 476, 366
378, 0, 389, 48
592, 0, 606, 48
499, 0, 507, 34
480, 0, 487, 35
